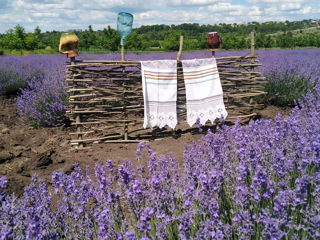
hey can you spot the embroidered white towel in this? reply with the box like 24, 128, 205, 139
141, 60, 178, 129
181, 58, 228, 126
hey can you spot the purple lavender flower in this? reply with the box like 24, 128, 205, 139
0, 177, 7, 202
1, 49, 320, 239
125, 231, 136, 240
195, 117, 203, 133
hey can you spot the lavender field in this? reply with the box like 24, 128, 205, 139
0, 49, 320, 239
1, 48, 319, 126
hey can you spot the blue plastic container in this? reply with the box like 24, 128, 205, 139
117, 12, 133, 46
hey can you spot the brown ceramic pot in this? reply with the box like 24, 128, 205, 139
207, 32, 221, 49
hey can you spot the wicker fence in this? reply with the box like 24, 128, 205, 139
65, 35, 266, 147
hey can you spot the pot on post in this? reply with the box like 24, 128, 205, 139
59, 32, 79, 58
207, 32, 221, 57
207, 32, 221, 49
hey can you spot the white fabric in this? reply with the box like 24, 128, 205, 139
141, 60, 178, 129
181, 58, 228, 126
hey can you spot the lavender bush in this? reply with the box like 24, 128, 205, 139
0, 54, 68, 127
1, 83, 319, 239
256, 49, 320, 106
17, 70, 68, 127
11, 55, 68, 127
0, 55, 45, 95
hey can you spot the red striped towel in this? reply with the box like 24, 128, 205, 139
182, 58, 228, 126
141, 60, 178, 129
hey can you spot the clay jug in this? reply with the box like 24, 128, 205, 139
59, 32, 79, 58
207, 32, 221, 49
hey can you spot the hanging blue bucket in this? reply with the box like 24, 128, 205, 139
117, 12, 133, 46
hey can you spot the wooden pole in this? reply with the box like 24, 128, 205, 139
121, 59, 128, 140
175, 35, 184, 137
250, 31, 255, 105
123, 73, 128, 141
251, 31, 255, 60
71, 57, 83, 149
121, 41, 126, 139
121, 45, 125, 61
177, 36, 184, 61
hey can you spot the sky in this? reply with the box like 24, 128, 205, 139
0, 0, 319, 33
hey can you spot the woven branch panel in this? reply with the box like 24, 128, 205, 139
65, 55, 266, 146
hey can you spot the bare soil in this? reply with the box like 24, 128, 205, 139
0, 95, 292, 196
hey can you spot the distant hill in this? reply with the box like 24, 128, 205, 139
267, 25, 320, 37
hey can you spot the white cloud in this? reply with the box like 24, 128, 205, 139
169, 0, 220, 6
280, 3, 301, 11
248, 6, 262, 16
0, 0, 319, 33
297, 6, 312, 14
247, 0, 307, 3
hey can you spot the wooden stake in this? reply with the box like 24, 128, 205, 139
122, 65, 128, 140
71, 57, 83, 149
121, 45, 125, 61
251, 31, 255, 59
250, 31, 255, 105
177, 36, 184, 61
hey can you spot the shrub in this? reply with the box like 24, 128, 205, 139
0, 56, 44, 95
0, 54, 68, 127
17, 73, 68, 127
256, 49, 320, 107
11, 54, 68, 127
162, 31, 181, 51
258, 69, 316, 106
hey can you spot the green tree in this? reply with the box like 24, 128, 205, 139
126, 31, 147, 50
33, 26, 44, 49
221, 33, 238, 50
34, 26, 41, 36
255, 33, 266, 48
183, 38, 200, 50
276, 32, 294, 48
162, 31, 181, 51
97, 25, 120, 51
264, 35, 274, 48
41, 30, 60, 51
1, 29, 15, 49
81, 25, 97, 49
13, 25, 26, 49
1, 26, 26, 50
25, 33, 39, 50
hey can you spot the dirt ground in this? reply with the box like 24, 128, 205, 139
0, 95, 292, 196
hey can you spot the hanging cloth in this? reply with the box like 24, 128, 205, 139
181, 58, 228, 126
141, 60, 178, 129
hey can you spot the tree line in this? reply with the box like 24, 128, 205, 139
0, 19, 319, 53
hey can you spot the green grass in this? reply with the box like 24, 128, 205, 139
1, 48, 58, 56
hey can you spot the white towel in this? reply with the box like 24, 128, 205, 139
141, 60, 177, 129
181, 58, 228, 126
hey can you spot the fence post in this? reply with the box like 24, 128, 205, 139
177, 36, 184, 61
251, 31, 255, 64
121, 45, 125, 61
250, 31, 255, 105
71, 57, 83, 148
123, 69, 128, 141
175, 36, 184, 137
